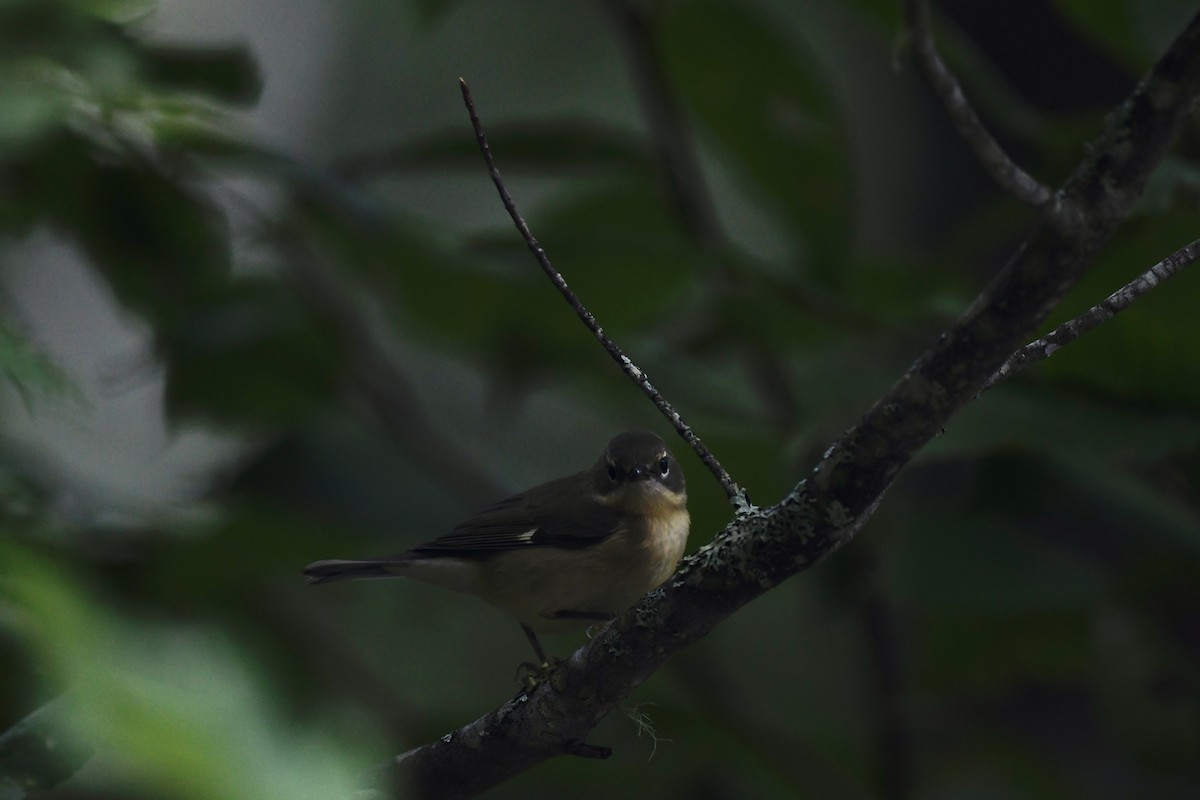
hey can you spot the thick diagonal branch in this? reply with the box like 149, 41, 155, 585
376, 11, 1200, 799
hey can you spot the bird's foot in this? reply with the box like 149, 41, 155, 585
515, 656, 563, 691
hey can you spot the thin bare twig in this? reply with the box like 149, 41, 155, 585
904, 0, 1057, 213
458, 77, 748, 507
982, 237, 1200, 392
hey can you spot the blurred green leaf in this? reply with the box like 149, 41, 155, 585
1136, 155, 1200, 216
378, 229, 576, 369
1049, 453, 1200, 555
337, 120, 652, 181
1, 544, 360, 800
531, 176, 701, 329
0, 696, 93, 799
660, 0, 850, 284
72, 0, 157, 22
838, 0, 902, 30
408, 0, 467, 27
0, 320, 83, 411
148, 503, 361, 606
0, 71, 68, 158
163, 280, 342, 428
1052, 0, 1141, 66
7, 130, 231, 323
917, 610, 1092, 691
895, 512, 1107, 616
926, 387, 1200, 466
139, 44, 261, 106
0, 0, 257, 107
1051, 0, 1190, 70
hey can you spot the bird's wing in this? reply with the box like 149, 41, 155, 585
408, 473, 620, 557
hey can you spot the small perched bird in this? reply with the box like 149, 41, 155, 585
303, 431, 689, 665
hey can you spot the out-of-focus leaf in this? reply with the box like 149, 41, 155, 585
840, 252, 976, 324
163, 280, 342, 427
1130, 0, 1200, 57
0, 1, 256, 105
336, 120, 651, 181
140, 44, 261, 106
71, 0, 157, 23
917, 610, 1092, 691
660, 0, 850, 285
0, 696, 93, 799
1092, 601, 1200, 769
0, 321, 84, 410
1049, 453, 1200, 555
344, 175, 701, 385
838, 0, 902, 29
7, 130, 231, 323
1052, 0, 1169, 69
154, 119, 278, 163
895, 512, 1107, 616
373, 228, 574, 363
1135, 154, 1200, 216
0, 73, 68, 158
0, 464, 47, 528
1, 544, 360, 800
147, 503, 361, 605
408, 0, 467, 27
530, 176, 701, 330
926, 387, 1200, 466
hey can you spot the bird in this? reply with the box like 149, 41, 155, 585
302, 430, 689, 667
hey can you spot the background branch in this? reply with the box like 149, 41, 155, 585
601, 0, 726, 251
981, 236, 1200, 391
375, 11, 1200, 797
904, 0, 1057, 212
281, 234, 506, 507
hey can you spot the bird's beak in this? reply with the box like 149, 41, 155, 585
626, 465, 651, 481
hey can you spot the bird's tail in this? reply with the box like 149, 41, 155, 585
302, 558, 409, 585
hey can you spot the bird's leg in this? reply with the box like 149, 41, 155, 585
521, 624, 549, 666
515, 614, 613, 690
516, 624, 561, 690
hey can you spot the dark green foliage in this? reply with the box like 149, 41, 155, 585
1, 1, 1199, 798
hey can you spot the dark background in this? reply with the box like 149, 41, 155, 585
1, 0, 1198, 798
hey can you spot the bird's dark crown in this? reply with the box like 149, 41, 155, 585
593, 430, 686, 500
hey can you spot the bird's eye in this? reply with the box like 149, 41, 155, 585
659, 457, 671, 476
607, 463, 618, 481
